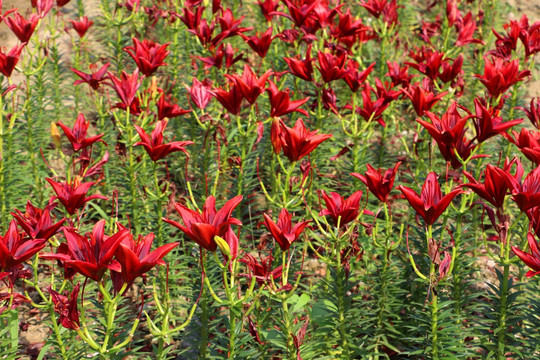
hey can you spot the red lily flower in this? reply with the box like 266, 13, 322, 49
284, 45, 315, 82
4, 11, 40, 43
262, 209, 311, 251
257, 0, 279, 22
57, 113, 105, 152
474, 57, 530, 99
211, 84, 245, 115
11, 201, 65, 240
277, 0, 319, 28
57, 0, 71, 7
320, 190, 364, 227
331, 9, 368, 39
242, 27, 274, 58
239, 253, 282, 287
351, 162, 401, 203
274, 118, 332, 162
107, 69, 143, 112
343, 60, 375, 93
46, 178, 107, 215
316, 50, 349, 83
512, 232, 540, 277
506, 128, 540, 165
403, 80, 448, 116
31, 0, 54, 17
114, 232, 178, 285
455, 12, 484, 47
266, 81, 309, 118
349, 82, 391, 127
217, 8, 253, 39
186, 78, 213, 110
406, 49, 446, 82
503, 164, 540, 212
124, 38, 170, 77
417, 101, 474, 167
472, 98, 522, 143
174, 6, 204, 31
195, 42, 243, 70
71, 63, 110, 91
225, 65, 272, 105
518, 97, 540, 129
69, 16, 93, 38
50, 221, 129, 281
163, 195, 243, 252
446, 0, 461, 27
0, 43, 25, 77
49, 283, 80, 330
156, 93, 191, 120
385, 61, 412, 88
134, 118, 193, 162
397, 172, 462, 226
0, 220, 47, 271
463, 164, 509, 209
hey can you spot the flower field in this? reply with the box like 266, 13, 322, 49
1, 0, 540, 359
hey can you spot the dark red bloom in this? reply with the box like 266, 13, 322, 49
225, 65, 272, 105
71, 63, 110, 91
472, 98, 522, 143
331, 9, 368, 39
455, 12, 484, 47
163, 195, 243, 252
319, 190, 364, 227
156, 93, 191, 120
518, 97, 540, 129
124, 38, 170, 77
186, 78, 213, 110
417, 101, 474, 167
512, 232, 540, 277
316, 50, 349, 83
57, 113, 105, 152
4, 11, 40, 43
242, 27, 274, 58
211, 84, 244, 115
239, 253, 282, 287
463, 164, 509, 209
257, 0, 279, 22
0, 43, 24, 77
50, 221, 129, 281
506, 128, 540, 165
11, 201, 65, 240
56, 0, 71, 7
114, 232, 178, 285
107, 69, 143, 112
398, 172, 462, 226
174, 6, 204, 31
195, 42, 243, 70
69, 16, 93, 38
284, 45, 315, 82
46, 178, 107, 215
343, 60, 375, 93
273, 118, 332, 162
134, 119, 193, 162
351, 162, 401, 203
503, 164, 540, 212
406, 49, 446, 82
0, 220, 46, 271
266, 81, 309, 118
350, 82, 392, 127
49, 283, 80, 330
262, 209, 310, 251
278, 0, 319, 28
474, 57, 530, 99
403, 81, 447, 116
385, 61, 412, 88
